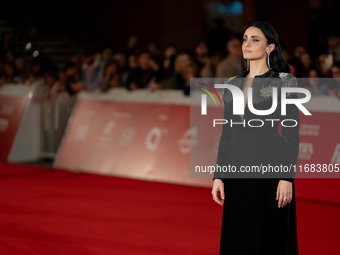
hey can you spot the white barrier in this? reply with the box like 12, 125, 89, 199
0, 83, 41, 162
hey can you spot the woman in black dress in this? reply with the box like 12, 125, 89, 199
211, 22, 300, 255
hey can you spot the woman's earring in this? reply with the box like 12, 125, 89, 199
267, 52, 271, 69
247, 59, 250, 71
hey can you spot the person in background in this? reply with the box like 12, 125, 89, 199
285, 46, 305, 77
125, 50, 160, 90
14, 58, 26, 82
327, 30, 340, 63
51, 70, 67, 96
100, 60, 122, 92
65, 61, 85, 96
52, 62, 78, 96
128, 54, 138, 70
125, 35, 138, 58
216, 36, 243, 78
0, 62, 22, 86
80, 45, 105, 91
65, 77, 85, 96
25, 59, 43, 85
334, 64, 340, 97
149, 55, 163, 86
301, 69, 326, 96
200, 52, 223, 78
34, 70, 57, 101
70, 55, 82, 75
162, 43, 177, 80
315, 52, 333, 78
102, 48, 113, 61
183, 62, 198, 95
331, 61, 340, 89
294, 46, 306, 59
194, 40, 209, 71
147, 42, 161, 62
0, 32, 15, 60
300, 52, 313, 76
113, 52, 127, 70
121, 54, 137, 87
282, 46, 301, 77
5, 49, 15, 64
64, 61, 78, 81
326, 61, 340, 96
165, 50, 192, 90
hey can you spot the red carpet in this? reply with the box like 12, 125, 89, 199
0, 162, 339, 255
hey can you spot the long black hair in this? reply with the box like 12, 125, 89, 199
246, 21, 290, 73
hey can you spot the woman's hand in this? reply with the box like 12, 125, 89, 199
276, 180, 293, 208
212, 179, 225, 206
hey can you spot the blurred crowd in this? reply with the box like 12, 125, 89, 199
1, 27, 340, 100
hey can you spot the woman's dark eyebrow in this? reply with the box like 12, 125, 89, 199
243, 35, 261, 39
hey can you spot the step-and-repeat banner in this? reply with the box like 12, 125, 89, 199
54, 89, 340, 203
54, 89, 211, 186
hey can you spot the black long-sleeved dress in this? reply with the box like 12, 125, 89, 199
214, 68, 300, 255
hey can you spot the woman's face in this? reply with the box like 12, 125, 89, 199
318, 54, 333, 72
308, 69, 319, 87
129, 55, 137, 69
185, 66, 196, 79
309, 69, 318, 78
294, 46, 306, 58
300, 53, 312, 69
45, 75, 55, 86
242, 26, 274, 61
164, 46, 176, 58
177, 54, 191, 70
318, 54, 326, 69
195, 41, 208, 56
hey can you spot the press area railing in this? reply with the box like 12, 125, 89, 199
38, 94, 76, 158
